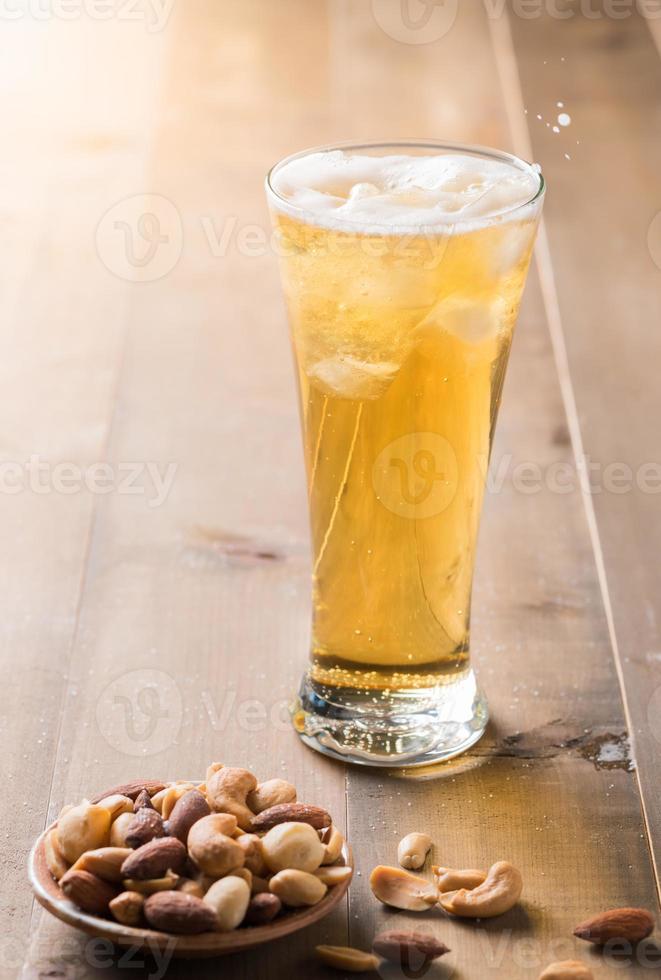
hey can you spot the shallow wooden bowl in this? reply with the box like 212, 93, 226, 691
28, 780, 353, 959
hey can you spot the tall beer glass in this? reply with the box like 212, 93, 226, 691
266, 141, 544, 766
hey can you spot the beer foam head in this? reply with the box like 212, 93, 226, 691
269, 148, 542, 233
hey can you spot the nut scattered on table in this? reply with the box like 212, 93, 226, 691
373, 929, 450, 968
369, 865, 438, 911
433, 865, 487, 893
539, 961, 594, 979
397, 832, 433, 871
316, 945, 381, 972
573, 907, 655, 945
43, 762, 350, 936
439, 860, 522, 918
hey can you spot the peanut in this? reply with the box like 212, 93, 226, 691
269, 869, 327, 907
539, 962, 594, 980
203, 876, 251, 931
316, 946, 380, 972
109, 812, 135, 848
397, 832, 432, 871
370, 866, 437, 911
314, 865, 352, 887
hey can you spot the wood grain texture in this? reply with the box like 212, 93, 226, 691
509, 4, 661, 880
337, 3, 659, 977
0, 16, 169, 973
3, 2, 658, 979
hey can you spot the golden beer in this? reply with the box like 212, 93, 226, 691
267, 142, 543, 765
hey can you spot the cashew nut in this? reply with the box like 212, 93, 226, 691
235, 833, 269, 876
205, 762, 223, 783
44, 829, 68, 881
57, 801, 111, 864
187, 813, 244, 877
72, 847, 132, 883
320, 825, 344, 865
204, 875, 251, 931
269, 869, 327, 907
398, 832, 433, 870
206, 767, 257, 831
439, 860, 522, 918
247, 779, 297, 814
262, 821, 325, 874
96, 795, 134, 821
539, 962, 594, 980
433, 866, 487, 893
369, 866, 437, 911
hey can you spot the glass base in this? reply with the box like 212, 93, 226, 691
291, 668, 488, 768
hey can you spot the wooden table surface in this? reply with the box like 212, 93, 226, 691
3, 2, 661, 977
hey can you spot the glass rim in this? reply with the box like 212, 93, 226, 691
265, 138, 545, 231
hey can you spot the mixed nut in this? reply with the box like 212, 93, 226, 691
44, 765, 350, 935
43, 778, 657, 976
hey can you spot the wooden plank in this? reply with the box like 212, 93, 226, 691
508, 3, 661, 879
21, 1, 349, 977
0, 15, 170, 974
14, 2, 660, 979
335, 2, 659, 977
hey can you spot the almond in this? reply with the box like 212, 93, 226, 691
251, 803, 331, 833
574, 907, 654, 945
124, 809, 165, 849
144, 890, 218, 934
60, 869, 118, 915
373, 930, 449, 968
133, 789, 155, 812
90, 781, 165, 803
164, 789, 210, 844
120, 837, 187, 880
